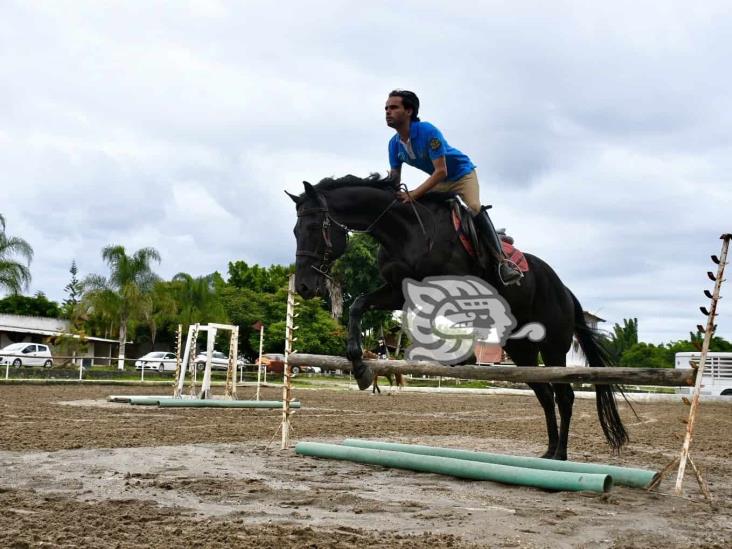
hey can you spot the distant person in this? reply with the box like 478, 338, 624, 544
376, 338, 388, 360
385, 89, 521, 285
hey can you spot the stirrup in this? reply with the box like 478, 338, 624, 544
499, 260, 523, 286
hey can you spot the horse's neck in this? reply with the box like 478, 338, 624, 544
330, 188, 423, 253
329, 188, 394, 230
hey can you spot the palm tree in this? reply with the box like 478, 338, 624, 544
0, 214, 34, 295
81, 245, 161, 369
171, 272, 227, 326
147, 280, 178, 348
603, 317, 639, 363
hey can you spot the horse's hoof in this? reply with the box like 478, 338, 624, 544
352, 361, 373, 391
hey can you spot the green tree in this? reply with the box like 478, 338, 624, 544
81, 245, 161, 369
0, 292, 61, 317
619, 342, 670, 369
171, 273, 228, 327
266, 287, 347, 356
603, 318, 639, 363
52, 327, 89, 366
220, 272, 345, 359
0, 214, 34, 295
61, 260, 82, 318
146, 280, 179, 348
227, 261, 292, 293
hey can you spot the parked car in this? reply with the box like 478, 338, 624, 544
0, 343, 54, 367
135, 351, 178, 372
194, 351, 245, 371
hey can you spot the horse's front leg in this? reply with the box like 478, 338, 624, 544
346, 284, 404, 390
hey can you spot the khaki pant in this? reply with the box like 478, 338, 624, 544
429, 169, 481, 214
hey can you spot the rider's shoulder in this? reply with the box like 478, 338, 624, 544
414, 120, 441, 134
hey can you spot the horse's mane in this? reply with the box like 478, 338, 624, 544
297, 172, 458, 207
313, 173, 397, 192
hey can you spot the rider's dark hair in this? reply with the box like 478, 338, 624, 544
389, 90, 420, 121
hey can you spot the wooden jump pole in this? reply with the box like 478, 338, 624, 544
281, 275, 297, 449
287, 354, 696, 387
674, 233, 730, 496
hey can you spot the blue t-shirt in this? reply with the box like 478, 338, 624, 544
388, 121, 475, 181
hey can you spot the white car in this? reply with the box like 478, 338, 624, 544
194, 351, 244, 371
0, 343, 54, 367
135, 351, 178, 372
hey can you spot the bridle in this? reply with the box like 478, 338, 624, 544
296, 186, 432, 281
296, 191, 401, 280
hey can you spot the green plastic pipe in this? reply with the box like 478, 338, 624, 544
157, 399, 301, 409
342, 439, 657, 489
127, 397, 168, 406
295, 442, 611, 493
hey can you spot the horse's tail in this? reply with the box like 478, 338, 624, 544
570, 291, 629, 451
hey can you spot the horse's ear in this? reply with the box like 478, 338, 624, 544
303, 181, 317, 198
285, 190, 301, 204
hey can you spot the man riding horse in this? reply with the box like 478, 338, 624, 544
385, 89, 522, 286
288, 91, 630, 459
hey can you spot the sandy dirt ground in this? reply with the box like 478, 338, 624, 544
0, 383, 730, 548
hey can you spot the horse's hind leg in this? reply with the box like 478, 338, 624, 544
506, 341, 558, 459
541, 348, 574, 461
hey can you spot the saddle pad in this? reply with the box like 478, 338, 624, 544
450, 201, 529, 273
451, 207, 476, 258
501, 241, 529, 272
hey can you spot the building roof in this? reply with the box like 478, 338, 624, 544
0, 313, 121, 344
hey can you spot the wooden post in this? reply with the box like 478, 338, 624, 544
282, 275, 296, 449
173, 324, 182, 392
225, 326, 239, 399
674, 233, 730, 495
256, 324, 264, 401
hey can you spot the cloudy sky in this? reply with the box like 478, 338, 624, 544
1, 1, 730, 344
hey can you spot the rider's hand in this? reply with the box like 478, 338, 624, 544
397, 190, 415, 203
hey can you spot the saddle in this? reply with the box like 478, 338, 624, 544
448, 199, 529, 273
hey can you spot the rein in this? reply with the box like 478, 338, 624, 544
397, 183, 433, 253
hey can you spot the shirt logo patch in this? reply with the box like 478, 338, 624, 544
429, 138, 442, 151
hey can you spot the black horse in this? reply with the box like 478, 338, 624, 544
289, 174, 628, 460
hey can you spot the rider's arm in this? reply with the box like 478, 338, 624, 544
409, 156, 447, 199
389, 166, 402, 185
388, 137, 402, 185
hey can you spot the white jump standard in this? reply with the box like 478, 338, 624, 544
173, 322, 240, 400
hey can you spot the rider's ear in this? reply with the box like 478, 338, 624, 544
303, 181, 317, 198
